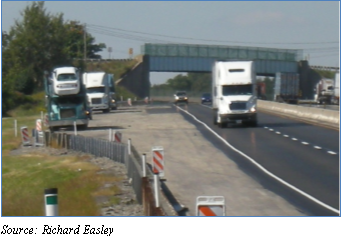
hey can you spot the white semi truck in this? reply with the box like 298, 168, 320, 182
83, 72, 117, 113
332, 72, 340, 105
212, 61, 258, 128
314, 78, 335, 104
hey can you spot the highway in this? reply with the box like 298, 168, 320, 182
175, 103, 340, 215
60, 102, 340, 216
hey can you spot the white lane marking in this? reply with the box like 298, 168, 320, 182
327, 151, 337, 155
292, 138, 298, 141
283, 135, 289, 138
176, 105, 339, 215
269, 129, 274, 131
314, 146, 322, 150
301, 142, 309, 145
264, 127, 268, 129
276, 131, 281, 134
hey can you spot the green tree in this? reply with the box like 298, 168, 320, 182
1, 1, 106, 115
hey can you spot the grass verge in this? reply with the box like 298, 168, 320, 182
2, 115, 121, 216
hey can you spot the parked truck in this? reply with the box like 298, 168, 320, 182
82, 72, 117, 113
212, 61, 258, 128
314, 78, 335, 104
332, 72, 340, 105
256, 81, 267, 100
274, 72, 300, 104
45, 66, 90, 132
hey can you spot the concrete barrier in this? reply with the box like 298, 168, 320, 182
258, 100, 340, 126
150, 97, 339, 126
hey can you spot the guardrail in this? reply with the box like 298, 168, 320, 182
44, 132, 175, 216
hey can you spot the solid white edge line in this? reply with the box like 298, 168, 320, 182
175, 105, 340, 215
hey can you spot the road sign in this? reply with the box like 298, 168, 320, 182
152, 146, 164, 177
196, 196, 225, 216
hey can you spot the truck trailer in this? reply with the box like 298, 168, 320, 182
83, 72, 117, 113
45, 67, 90, 132
212, 61, 258, 128
274, 72, 300, 104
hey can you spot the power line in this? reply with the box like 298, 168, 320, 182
87, 23, 339, 45
87, 28, 180, 44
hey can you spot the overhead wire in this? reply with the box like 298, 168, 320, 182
86, 23, 339, 45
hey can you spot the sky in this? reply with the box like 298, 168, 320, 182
1, 1, 340, 85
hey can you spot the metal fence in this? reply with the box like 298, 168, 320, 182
44, 131, 172, 216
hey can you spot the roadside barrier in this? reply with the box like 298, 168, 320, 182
44, 132, 172, 216
35, 119, 45, 147
127, 98, 132, 106
196, 196, 225, 216
114, 131, 122, 143
20, 126, 31, 146
152, 147, 165, 177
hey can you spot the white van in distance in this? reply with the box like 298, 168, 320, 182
212, 61, 257, 128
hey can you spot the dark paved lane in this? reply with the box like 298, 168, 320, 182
176, 103, 340, 215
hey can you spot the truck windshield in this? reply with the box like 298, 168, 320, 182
222, 85, 252, 96
87, 87, 105, 93
57, 73, 77, 81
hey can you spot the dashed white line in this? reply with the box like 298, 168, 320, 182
178, 105, 340, 215
327, 151, 337, 155
283, 135, 289, 138
269, 129, 274, 131
292, 138, 298, 141
314, 146, 322, 150
301, 142, 309, 145
264, 126, 268, 129
276, 131, 281, 134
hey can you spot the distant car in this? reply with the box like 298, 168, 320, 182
174, 91, 188, 104
201, 93, 212, 104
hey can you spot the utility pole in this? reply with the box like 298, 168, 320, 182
83, 23, 87, 61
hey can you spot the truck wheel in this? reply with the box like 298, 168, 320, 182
78, 124, 88, 130
249, 119, 258, 127
213, 113, 217, 125
219, 122, 227, 128
49, 127, 58, 133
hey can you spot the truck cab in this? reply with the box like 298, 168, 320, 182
212, 61, 257, 128
83, 72, 116, 113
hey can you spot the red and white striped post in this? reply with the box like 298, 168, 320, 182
151, 146, 164, 178
20, 126, 31, 146
127, 98, 132, 106
36, 119, 42, 132
113, 131, 122, 143
196, 196, 225, 216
